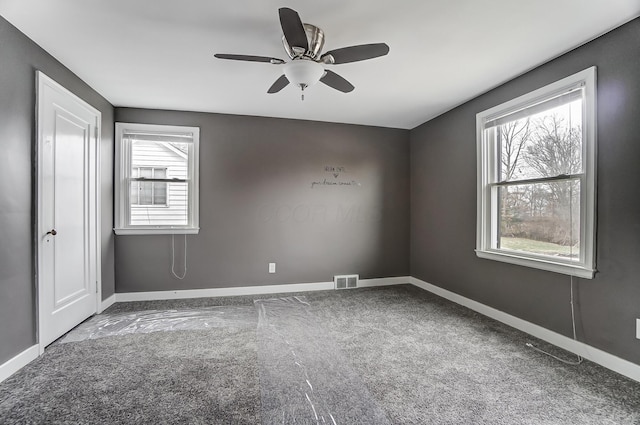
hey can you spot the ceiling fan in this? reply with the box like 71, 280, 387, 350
214, 7, 390, 99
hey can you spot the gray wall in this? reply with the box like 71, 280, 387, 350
0, 15, 114, 364
114, 109, 409, 292
410, 18, 640, 364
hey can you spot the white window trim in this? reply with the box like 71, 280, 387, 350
476, 67, 597, 279
114, 122, 200, 235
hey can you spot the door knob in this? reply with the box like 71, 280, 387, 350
46, 229, 57, 236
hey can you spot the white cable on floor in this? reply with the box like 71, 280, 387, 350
171, 234, 187, 280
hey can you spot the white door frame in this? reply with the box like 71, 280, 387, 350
35, 71, 102, 354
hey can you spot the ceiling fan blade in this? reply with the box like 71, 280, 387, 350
321, 43, 390, 64
267, 75, 290, 94
214, 53, 285, 64
320, 70, 354, 93
278, 7, 309, 52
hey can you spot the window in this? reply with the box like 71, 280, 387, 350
476, 67, 596, 278
115, 123, 199, 235
131, 167, 167, 206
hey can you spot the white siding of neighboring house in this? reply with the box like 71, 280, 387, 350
130, 140, 188, 226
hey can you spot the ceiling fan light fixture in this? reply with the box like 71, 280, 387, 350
283, 60, 325, 89
215, 7, 390, 97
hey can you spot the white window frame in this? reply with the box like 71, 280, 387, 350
476, 67, 597, 278
115, 122, 200, 235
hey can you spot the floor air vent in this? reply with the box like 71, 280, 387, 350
334, 274, 359, 290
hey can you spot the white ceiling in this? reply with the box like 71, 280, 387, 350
1, 1, 638, 129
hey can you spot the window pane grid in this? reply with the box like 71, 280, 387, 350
495, 180, 581, 262
487, 89, 584, 261
493, 99, 583, 183
130, 167, 168, 206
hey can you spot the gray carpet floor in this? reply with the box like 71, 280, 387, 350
1, 284, 639, 424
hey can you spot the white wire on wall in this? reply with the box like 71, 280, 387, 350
171, 234, 187, 280
525, 275, 584, 365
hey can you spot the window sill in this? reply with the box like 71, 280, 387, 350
114, 227, 199, 236
475, 249, 595, 279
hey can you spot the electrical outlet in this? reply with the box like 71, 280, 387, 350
636, 319, 640, 340
269, 263, 276, 274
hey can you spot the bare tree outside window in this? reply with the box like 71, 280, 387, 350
497, 101, 582, 259
498, 119, 531, 240
499, 119, 531, 181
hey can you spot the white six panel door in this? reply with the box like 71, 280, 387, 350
37, 72, 100, 349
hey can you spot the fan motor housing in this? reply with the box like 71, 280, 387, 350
283, 23, 325, 59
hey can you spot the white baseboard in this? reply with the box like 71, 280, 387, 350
115, 277, 409, 303
410, 277, 640, 383
0, 345, 39, 384
99, 294, 116, 313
